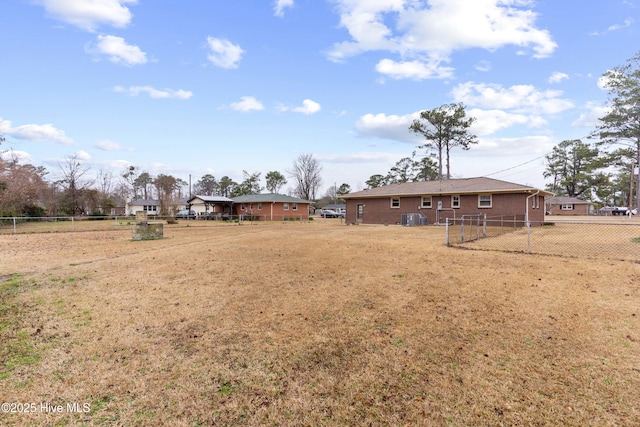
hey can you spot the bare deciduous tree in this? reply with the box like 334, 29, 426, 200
58, 154, 92, 215
288, 154, 322, 201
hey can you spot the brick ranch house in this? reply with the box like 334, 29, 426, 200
342, 177, 553, 225
231, 194, 312, 220
545, 196, 593, 216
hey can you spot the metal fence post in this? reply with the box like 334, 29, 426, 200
526, 221, 531, 252
445, 218, 449, 246
460, 217, 465, 242
13, 217, 17, 234
483, 214, 487, 238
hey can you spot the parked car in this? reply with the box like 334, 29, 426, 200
175, 209, 196, 219
611, 207, 629, 216
317, 209, 341, 218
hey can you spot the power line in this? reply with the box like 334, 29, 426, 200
484, 153, 549, 177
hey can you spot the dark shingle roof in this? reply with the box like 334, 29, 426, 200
128, 199, 160, 206
547, 196, 592, 205
342, 177, 553, 199
232, 194, 311, 204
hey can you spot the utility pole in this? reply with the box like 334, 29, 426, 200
635, 162, 640, 212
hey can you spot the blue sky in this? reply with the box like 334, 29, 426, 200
1, 0, 638, 195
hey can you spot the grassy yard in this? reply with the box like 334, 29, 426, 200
1, 221, 639, 426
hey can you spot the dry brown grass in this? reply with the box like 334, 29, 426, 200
1, 221, 639, 426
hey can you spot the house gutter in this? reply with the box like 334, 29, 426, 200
525, 190, 540, 224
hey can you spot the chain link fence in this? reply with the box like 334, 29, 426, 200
0, 214, 321, 234
446, 215, 640, 262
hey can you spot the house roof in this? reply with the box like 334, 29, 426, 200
232, 193, 311, 204
342, 177, 554, 199
128, 199, 160, 206
547, 196, 593, 205
188, 195, 234, 204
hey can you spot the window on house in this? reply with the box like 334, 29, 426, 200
391, 198, 400, 208
292, 203, 298, 211
561, 204, 574, 210
421, 196, 432, 208
478, 194, 492, 208
257, 203, 262, 210
283, 203, 289, 211
241, 204, 246, 210
451, 195, 460, 208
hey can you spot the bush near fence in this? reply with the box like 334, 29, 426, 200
447, 216, 640, 262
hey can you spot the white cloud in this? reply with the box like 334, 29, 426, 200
571, 102, 609, 128
468, 108, 546, 136
355, 112, 422, 143
375, 58, 454, 80
451, 82, 574, 114
36, 0, 136, 32
596, 70, 621, 90
608, 17, 634, 32
278, 99, 322, 115
74, 150, 91, 160
548, 71, 569, 84
475, 60, 492, 72
88, 35, 147, 66
590, 17, 634, 36
230, 96, 265, 112
327, 0, 557, 78
94, 139, 124, 151
114, 85, 193, 99
206, 37, 244, 69
292, 99, 321, 115
354, 105, 549, 143
0, 150, 33, 163
317, 151, 400, 164
274, 0, 294, 17
0, 118, 73, 145
469, 135, 555, 156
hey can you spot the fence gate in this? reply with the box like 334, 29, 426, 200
459, 214, 485, 243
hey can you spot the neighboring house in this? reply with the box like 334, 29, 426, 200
109, 206, 126, 216
186, 195, 235, 218
232, 194, 312, 220
341, 177, 553, 225
126, 199, 160, 216
545, 196, 593, 216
